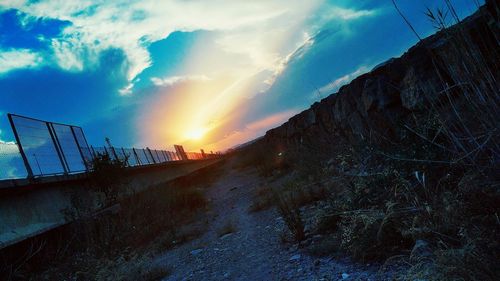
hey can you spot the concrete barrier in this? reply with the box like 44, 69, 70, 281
0, 159, 221, 250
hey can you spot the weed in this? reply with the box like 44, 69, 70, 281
248, 185, 274, 213
274, 187, 306, 242
0, 163, 219, 280
87, 152, 129, 206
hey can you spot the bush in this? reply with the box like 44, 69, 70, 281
87, 152, 129, 205
1, 163, 219, 280
248, 185, 274, 212
274, 188, 306, 242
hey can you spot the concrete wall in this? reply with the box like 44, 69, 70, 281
0, 159, 221, 250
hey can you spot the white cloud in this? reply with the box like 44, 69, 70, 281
317, 65, 371, 96
0, 140, 26, 179
150, 75, 211, 87
0, 139, 16, 146
330, 7, 376, 20
2, 0, 377, 95
51, 39, 85, 71
118, 83, 134, 96
0, 49, 43, 74
204, 109, 299, 151
263, 34, 315, 87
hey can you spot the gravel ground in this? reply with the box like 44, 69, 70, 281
152, 163, 397, 281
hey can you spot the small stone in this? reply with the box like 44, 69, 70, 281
410, 239, 433, 263
190, 248, 203, 256
289, 254, 301, 261
220, 233, 233, 239
223, 272, 230, 278
342, 273, 350, 279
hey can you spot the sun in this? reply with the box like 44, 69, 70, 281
185, 127, 207, 140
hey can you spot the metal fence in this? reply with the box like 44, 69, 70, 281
8, 114, 92, 177
0, 114, 219, 181
89, 146, 189, 166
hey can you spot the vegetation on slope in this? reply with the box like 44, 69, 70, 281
240, 2, 499, 280
1, 156, 223, 281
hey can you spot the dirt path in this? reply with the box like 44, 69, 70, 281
153, 163, 383, 281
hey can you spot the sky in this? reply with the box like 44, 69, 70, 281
0, 0, 483, 153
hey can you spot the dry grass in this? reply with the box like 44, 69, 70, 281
86, 254, 172, 281
248, 185, 274, 213
274, 189, 306, 242
1, 162, 222, 280
306, 234, 342, 257
261, 3, 500, 279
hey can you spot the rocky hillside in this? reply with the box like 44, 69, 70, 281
261, 2, 498, 151
233, 4, 499, 280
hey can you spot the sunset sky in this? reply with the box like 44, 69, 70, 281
0, 0, 481, 152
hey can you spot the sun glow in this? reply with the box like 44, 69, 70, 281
136, 0, 323, 151
185, 127, 208, 140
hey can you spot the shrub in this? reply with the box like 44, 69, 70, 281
87, 152, 129, 205
2, 163, 218, 280
248, 185, 274, 213
273, 188, 306, 242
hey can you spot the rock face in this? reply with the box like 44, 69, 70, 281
259, 4, 498, 151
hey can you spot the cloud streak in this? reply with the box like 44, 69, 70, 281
0, 48, 42, 74
3, 1, 321, 91
2, 1, 377, 93
1, 0, 381, 151
317, 65, 371, 96
151, 75, 211, 87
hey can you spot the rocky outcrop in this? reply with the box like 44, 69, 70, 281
260, 4, 498, 150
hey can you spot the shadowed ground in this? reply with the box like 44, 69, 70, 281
153, 159, 392, 281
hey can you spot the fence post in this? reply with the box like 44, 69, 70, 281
154, 150, 161, 163
47, 123, 69, 174
141, 149, 149, 164
121, 147, 130, 167
90, 145, 97, 158
79, 127, 92, 158
132, 148, 141, 165
7, 114, 34, 178
146, 147, 156, 164
103, 146, 110, 157
105, 138, 119, 161
70, 126, 89, 171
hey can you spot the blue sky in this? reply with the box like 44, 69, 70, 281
0, 0, 482, 152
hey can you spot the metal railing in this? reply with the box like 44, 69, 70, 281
0, 113, 220, 181
88, 146, 212, 167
